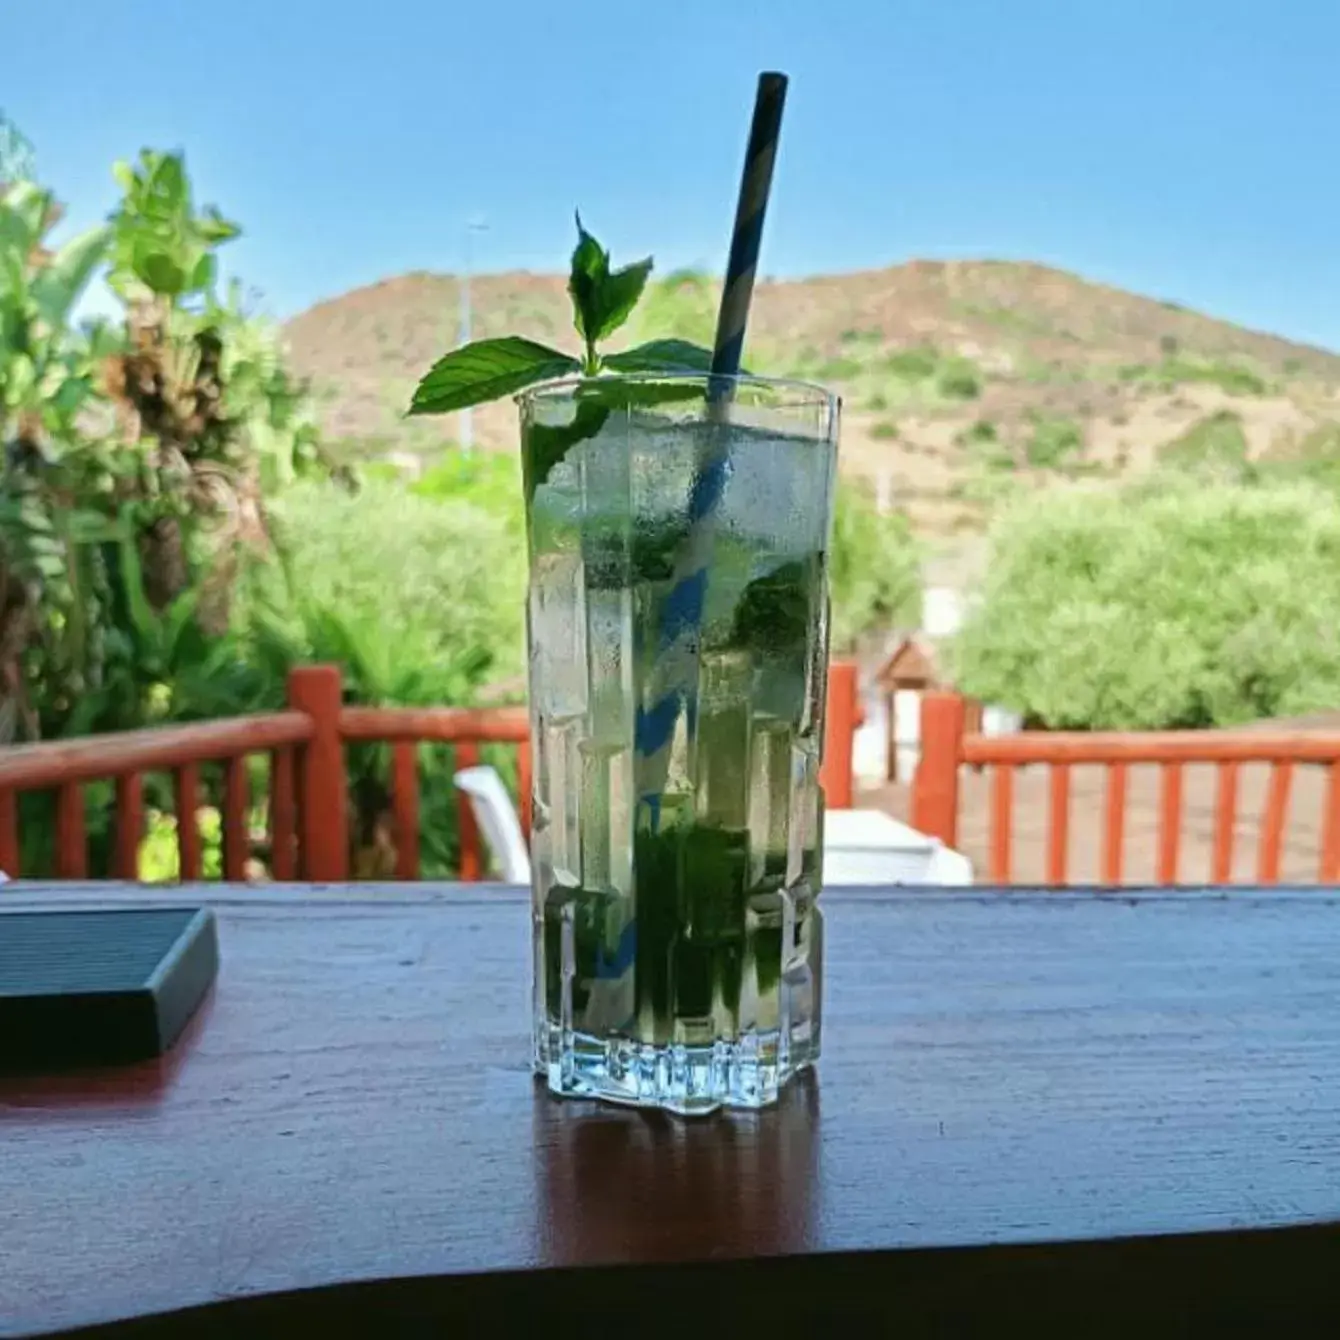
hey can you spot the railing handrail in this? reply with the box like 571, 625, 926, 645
913, 690, 1340, 886
0, 712, 314, 791
0, 661, 862, 884
961, 727, 1340, 767
339, 705, 529, 744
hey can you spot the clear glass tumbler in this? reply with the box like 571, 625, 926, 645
521, 373, 839, 1114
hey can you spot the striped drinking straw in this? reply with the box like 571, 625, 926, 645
634, 72, 790, 821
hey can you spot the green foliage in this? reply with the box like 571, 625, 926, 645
1119, 357, 1268, 396
628, 269, 717, 350
1157, 411, 1249, 476
1, 143, 334, 875
936, 357, 982, 401
884, 346, 939, 381
829, 480, 922, 653
0, 113, 36, 184
108, 149, 240, 300
813, 356, 863, 381
951, 477, 1340, 729
869, 420, 899, 441
410, 219, 714, 419
410, 449, 524, 525
875, 345, 982, 402
262, 479, 524, 688
248, 478, 527, 876
567, 213, 652, 357
1024, 414, 1085, 469
1253, 422, 1340, 493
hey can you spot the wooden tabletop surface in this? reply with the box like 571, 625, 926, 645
3, 882, 1340, 1336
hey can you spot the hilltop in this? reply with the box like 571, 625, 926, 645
283, 260, 1340, 550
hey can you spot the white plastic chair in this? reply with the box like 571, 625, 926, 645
821, 808, 974, 887
453, 765, 532, 885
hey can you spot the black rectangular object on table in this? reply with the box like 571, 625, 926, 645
0, 907, 218, 1075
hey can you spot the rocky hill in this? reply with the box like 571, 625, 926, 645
283, 260, 1340, 550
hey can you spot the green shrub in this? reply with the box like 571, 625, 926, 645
829, 480, 922, 652
628, 268, 717, 349
885, 346, 939, 381
950, 477, 1340, 728
869, 420, 900, 441
241, 479, 526, 877
1025, 414, 1085, 469
1119, 358, 1268, 396
410, 449, 524, 530
1252, 423, 1340, 494
262, 478, 525, 689
936, 358, 982, 401
1157, 411, 1249, 476
814, 355, 864, 381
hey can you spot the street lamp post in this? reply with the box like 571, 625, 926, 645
458, 216, 489, 453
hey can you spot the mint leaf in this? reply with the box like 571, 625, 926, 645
568, 214, 608, 350
604, 339, 718, 374
566, 215, 655, 364
524, 397, 611, 499
524, 376, 709, 500
576, 377, 707, 411
408, 336, 580, 416
594, 256, 653, 341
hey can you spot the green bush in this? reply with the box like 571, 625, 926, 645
410, 450, 525, 529
1157, 411, 1249, 476
260, 478, 525, 692
936, 358, 982, 401
869, 420, 900, 441
885, 346, 939, 381
1251, 423, 1340, 493
829, 480, 922, 653
627, 268, 717, 349
950, 477, 1340, 729
1025, 414, 1085, 470
814, 355, 864, 381
1119, 357, 1268, 396
247, 479, 527, 876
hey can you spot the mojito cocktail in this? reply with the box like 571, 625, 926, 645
523, 373, 839, 1114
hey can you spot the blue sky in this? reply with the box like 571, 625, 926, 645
7, 0, 1340, 348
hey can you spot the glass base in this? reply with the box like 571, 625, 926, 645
535, 1019, 820, 1117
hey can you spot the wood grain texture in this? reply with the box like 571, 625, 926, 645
1157, 761, 1182, 884
989, 765, 1012, 882
962, 727, 1340, 765
338, 706, 529, 743
0, 790, 17, 877
3, 883, 1340, 1337
113, 775, 144, 881
0, 715, 312, 791
1046, 763, 1070, 884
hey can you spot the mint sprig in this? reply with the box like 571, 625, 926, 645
406, 215, 721, 419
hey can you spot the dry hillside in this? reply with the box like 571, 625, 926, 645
283, 260, 1340, 553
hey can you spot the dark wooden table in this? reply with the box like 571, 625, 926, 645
3, 883, 1340, 1337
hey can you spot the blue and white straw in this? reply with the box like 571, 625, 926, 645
635, 72, 790, 822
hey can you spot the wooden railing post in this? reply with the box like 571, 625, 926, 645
820, 659, 863, 811
287, 664, 349, 882
913, 692, 966, 848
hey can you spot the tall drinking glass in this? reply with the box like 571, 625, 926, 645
521, 373, 839, 1115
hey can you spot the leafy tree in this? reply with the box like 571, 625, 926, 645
951, 475, 1340, 729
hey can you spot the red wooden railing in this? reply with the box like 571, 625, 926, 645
0, 660, 862, 883
912, 691, 1340, 885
